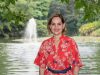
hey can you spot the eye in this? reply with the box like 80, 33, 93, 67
58, 23, 62, 26
51, 23, 55, 26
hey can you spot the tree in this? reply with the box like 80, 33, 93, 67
61, 0, 100, 20
0, 0, 51, 37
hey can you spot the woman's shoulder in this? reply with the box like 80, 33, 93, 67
63, 35, 76, 43
41, 37, 53, 45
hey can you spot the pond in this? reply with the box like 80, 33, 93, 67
0, 38, 100, 75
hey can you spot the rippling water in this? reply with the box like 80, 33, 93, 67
0, 39, 100, 75
0, 42, 40, 75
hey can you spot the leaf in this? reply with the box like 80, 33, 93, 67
61, 0, 69, 3
75, 0, 84, 9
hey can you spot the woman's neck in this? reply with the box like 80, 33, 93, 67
53, 34, 62, 41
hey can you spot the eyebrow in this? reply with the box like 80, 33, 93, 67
51, 21, 62, 24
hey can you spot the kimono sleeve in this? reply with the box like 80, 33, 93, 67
34, 41, 47, 69
71, 39, 83, 68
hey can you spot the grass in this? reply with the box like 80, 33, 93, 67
72, 36, 100, 43
37, 36, 100, 43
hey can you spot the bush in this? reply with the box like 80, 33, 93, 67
79, 21, 100, 36
90, 28, 100, 37
37, 20, 48, 37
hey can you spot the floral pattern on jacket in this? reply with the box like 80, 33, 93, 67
34, 35, 83, 75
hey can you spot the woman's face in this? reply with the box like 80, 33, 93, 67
50, 17, 65, 35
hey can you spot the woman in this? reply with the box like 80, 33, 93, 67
34, 13, 83, 75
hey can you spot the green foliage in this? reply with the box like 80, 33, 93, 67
61, 0, 100, 20
66, 17, 77, 35
79, 21, 100, 36
0, 0, 17, 7
37, 20, 48, 37
90, 29, 100, 37
0, 0, 26, 37
0, 0, 51, 37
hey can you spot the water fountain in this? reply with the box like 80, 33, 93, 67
23, 18, 37, 42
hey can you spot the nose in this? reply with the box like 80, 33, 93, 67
54, 24, 58, 27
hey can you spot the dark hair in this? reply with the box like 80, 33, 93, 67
47, 13, 66, 34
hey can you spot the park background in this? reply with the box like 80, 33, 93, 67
0, 0, 100, 75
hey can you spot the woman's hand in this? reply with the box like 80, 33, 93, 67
73, 65, 80, 75
39, 67, 45, 75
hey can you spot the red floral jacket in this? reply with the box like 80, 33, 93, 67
34, 35, 83, 75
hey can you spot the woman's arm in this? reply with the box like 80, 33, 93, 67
73, 65, 80, 75
39, 67, 45, 75
70, 39, 83, 75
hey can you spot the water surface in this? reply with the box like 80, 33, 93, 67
0, 39, 100, 75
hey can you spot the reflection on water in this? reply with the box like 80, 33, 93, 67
0, 40, 100, 75
78, 43, 100, 75
0, 42, 40, 75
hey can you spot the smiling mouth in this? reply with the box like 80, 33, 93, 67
54, 29, 60, 32
54, 30, 59, 32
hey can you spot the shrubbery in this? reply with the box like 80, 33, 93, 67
90, 29, 100, 37
79, 21, 100, 36
37, 20, 48, 37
